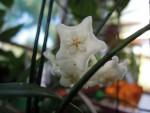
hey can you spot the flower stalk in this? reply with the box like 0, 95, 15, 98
94, 0, 122, 36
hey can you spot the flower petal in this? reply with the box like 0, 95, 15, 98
80, 33, 88, 42
63, 38, 72, 47
78, 44, 87, 52
56, 16, 107, 73
59, 76, 71, 87
87, 56, 127, 87
43, 50, 55, 61
69, 45, 78, 54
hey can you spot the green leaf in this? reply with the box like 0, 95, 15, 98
68, 104, 83, 113
40, 98, 82, 113
0, 49, 16, 66
0, 83, 61, 98
40, 98, 61, 113
0, 10, 5, 27
0, 24, 23, 41
0, 83, 82, 113
0, 9, 5, 17
17, 57, 41, 82
0, 0, 14, 8
0, 49, 26, 80
0, 107, 16, 113
68, 0, 97, 21
114, 0, 130, 13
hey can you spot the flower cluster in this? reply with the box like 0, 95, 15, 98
44, 16, 127, 88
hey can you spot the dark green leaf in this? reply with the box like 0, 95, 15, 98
52, 46, 59, 55
0, 19, 4, 28
40, 98, 61, 113
0, 83, 82, 113
17, 57, 41, 82
68, 103, 83, 113
0, 24, 23, 41
68, 0, 97, 21
0, 0, 14, 8
0, 10, 5, 18
40, 98, 82, 113
0, 49, 26, 81
0, 10, 5, 27
114, 0, 130, 13
0, 107, 16, 113
10, 53, 25, 79
0, 82, 60, 98
0, 49, 16, 66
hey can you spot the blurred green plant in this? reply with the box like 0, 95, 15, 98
0, 0, 27, 83
0, 50, 26, 82
0, 83, 82, 113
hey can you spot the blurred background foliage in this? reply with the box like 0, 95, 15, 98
1, 0, 147, 113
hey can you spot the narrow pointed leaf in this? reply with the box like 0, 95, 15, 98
0, 83, 59, 98
0, 83, 82, 113
0, 24, 23, 42
0, 0, 14, 8
0, 108, 16, 113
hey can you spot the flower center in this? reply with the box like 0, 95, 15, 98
72, 38, 81, 47
64, 34, 88, 54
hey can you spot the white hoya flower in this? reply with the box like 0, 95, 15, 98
85, 56, 127, 88
56, 16, 107, 71
44, 50, 85, 87
43, 50, 62, 75
58, 59, 85, 87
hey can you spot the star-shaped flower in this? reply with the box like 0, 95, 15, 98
56, 16, 107, 71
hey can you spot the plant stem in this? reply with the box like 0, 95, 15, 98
55, 24, 150, 113
94, 0, 122, 36
34, 0, 54, 113
25, 0, 46, 113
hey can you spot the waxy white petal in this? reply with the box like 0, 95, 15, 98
86, 56, 127, 88
59, 76, 72, 87
97, 56, 126, 86
56, 16, 107, 72
69, 45, 78, 54
64, 39, 72, 46
80, 33, 88, 42
78, 44, 87, 52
